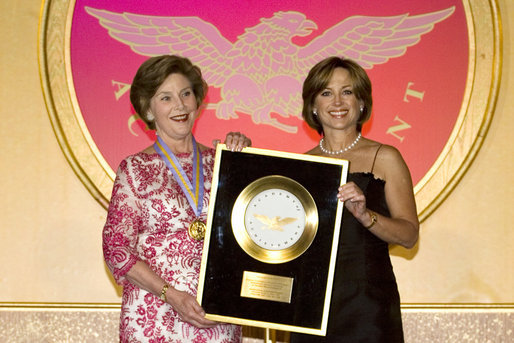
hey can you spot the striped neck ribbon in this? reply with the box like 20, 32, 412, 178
154, 135, 204, 217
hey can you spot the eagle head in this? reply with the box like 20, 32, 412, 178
263, 11, 317, 38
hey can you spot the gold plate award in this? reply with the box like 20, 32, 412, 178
188, 219, 206, 240
231, 175, 318, 263
197, 145, 348, 335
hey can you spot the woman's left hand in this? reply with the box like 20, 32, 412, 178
213, 132, 252, 151
337, 182, 369, 223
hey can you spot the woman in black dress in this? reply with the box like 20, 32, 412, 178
291, 57, 419, 342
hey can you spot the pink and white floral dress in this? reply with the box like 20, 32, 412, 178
103, 149, 241, 343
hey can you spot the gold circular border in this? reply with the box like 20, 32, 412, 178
38, 0, 502, 221
231, 175, 318, 264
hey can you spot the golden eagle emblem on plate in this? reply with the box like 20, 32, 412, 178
253, 214, 298, 231
231, 175, 318, 264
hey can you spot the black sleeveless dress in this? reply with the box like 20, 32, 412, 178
290, 172, 404, 343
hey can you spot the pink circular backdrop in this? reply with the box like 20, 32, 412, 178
70, 0, 468, 185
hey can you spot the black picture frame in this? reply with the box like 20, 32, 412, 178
197, 145, 348, 336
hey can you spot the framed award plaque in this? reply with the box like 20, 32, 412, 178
197, 144, 348, 336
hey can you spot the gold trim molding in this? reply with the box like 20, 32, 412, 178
38, 0, 502, 219
413, 0, 502, 220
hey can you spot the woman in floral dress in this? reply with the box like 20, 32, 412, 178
103, 55, 250, 342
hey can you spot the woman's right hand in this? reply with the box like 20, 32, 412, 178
124, 261, 217, 329
167, 287, 217, 329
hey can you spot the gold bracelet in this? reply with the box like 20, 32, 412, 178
365, 210, 377, 229
160, 284, 170, 302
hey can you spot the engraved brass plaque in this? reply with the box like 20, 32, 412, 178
241, 271, 294, 303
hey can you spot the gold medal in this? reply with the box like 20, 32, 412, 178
155, 137, 207, 241
188, 219, 206, 240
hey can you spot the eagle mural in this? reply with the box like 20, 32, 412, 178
86, 7, 454, 133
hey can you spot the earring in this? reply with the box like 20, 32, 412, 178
313, 109, 318, 116
360, 106, 364, 114
146, 112, 155, 121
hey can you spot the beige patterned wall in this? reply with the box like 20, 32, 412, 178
0, 0, 512, 341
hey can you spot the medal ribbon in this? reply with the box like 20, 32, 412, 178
154, 136, 204, 217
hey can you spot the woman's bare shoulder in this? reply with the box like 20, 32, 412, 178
357, 138, 401, 160
305, 145, 322, 155
375, 143, 404, 164
372, 143, 411, 183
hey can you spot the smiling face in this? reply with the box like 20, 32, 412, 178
148, 73, 199, 143
313, 67, 364, 135
302, 57, 372, 135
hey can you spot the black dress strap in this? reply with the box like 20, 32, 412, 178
370, 144, 383, 173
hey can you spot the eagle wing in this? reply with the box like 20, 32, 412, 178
296, 7, 455, 73
277, 217, 298, 226
253, 214, 273, 226
85, 7, 235, 85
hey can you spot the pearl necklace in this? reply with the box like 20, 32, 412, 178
319, 133, 362, 155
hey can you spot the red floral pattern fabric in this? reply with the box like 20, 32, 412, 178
103, 149, 241, 342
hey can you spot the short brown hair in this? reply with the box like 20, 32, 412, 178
302, 57, 372, 134
130, 55, 208, 130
